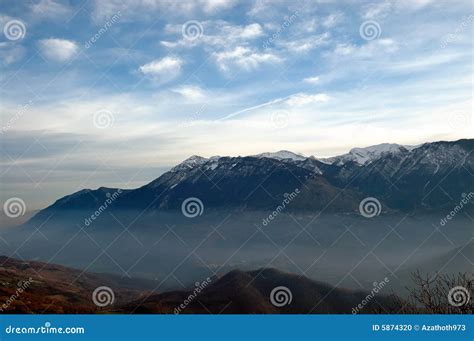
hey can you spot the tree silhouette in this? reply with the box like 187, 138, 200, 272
395, 271, 473, 314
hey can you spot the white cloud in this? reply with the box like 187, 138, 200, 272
38, 39, 78, 62
362, 2, 392, 20
334, 43, 356, 56
139, 57, 183, 82
396, 0, 433, 10
239, 23, 264, 39
162, 21, 264, 49
362, 0, 432, 19
30, 0, 71, 19
213, 46, 281, 72
303, 76, 320, 84
172, 85, 206, 100
247, 0, 293, 18
301, 18, 318, 33
200, 0, 236, 13
322, 13, 343, 28
0, 43, 26, 65
387, 53, 464, 73
276, 32, 330, 52
285, 93, 330, 106
334, 39, 398, 57
92, 0, 236, 22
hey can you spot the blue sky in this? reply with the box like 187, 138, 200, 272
0, 0, 472, 209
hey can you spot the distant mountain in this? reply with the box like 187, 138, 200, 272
402, 240, 474, 276
28, 139, 473, 228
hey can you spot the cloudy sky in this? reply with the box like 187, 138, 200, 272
0, 0, 472, 209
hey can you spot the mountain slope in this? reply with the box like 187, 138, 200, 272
0, 256, 155, 313
117, 155, 360, 212
345, 140, 474, 210
122, 268, 403, 314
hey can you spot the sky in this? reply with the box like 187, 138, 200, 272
0, 0, 472, 210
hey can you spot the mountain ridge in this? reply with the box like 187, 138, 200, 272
27, 138, 474, 227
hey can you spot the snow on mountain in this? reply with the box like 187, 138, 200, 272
174, 155, 207, 169
170, 142, 447, 174
170, 144, 417, 174
172, 151, 308, 173
171, 155, 220, 172
254, 150, 307, 161
319, 143, 411, 166
29, 139, 473, 220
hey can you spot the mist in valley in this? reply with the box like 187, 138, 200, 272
1, 209, 471, 297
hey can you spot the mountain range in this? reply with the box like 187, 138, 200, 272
29, 138, 474, 227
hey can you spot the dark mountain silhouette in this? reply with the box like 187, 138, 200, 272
121, 268, 403, 314
0, 256, 405, 314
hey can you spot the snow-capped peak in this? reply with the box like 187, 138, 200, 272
320, 143, 407, 166
254, 150, 307, 161
171, 155, 209, 172
182, 155, 208, 167
172, 155, 221, 172
172, 143, 418, 172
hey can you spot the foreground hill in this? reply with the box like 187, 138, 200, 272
0, 257, 403, 314
0, 256, 155, 313
120, 268, 403, 314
